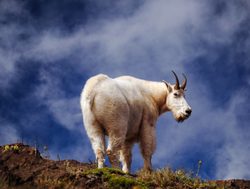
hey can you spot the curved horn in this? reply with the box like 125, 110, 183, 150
172, 71, 180, 89
162, 80, 172, 92
162, 80, 169, 87
180, 73, 187, 90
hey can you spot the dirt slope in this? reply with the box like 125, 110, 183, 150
0, 143, 249, 189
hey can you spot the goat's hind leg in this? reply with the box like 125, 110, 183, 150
120, 141, 133, 173
106, 136, 123, 168
93, 135, 105, 168
85, 123, 106, 168
106, 127, 127, 169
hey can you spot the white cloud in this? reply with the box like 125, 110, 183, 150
214, 92, 250, 179
34, 68, 83, 131
1, 0, 247, 75
0, 0, 242, 82
29, 0, 206, 76
0, 0, 34, 88
216, 140, 250, 179
0, 124, 20, 145
46, 98, 82, 131
0, 0, 24, 16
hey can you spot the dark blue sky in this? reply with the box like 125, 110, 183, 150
0, 0, 250, 179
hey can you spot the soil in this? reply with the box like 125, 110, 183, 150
0, 143, 249, 189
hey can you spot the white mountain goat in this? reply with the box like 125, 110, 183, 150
80, 71, 192, 173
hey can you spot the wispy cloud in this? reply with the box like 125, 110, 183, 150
0, 124, 19, 145
214, 89, 250, 179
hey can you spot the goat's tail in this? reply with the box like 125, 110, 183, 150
80, 74, 108, 167
80, 74, 109, 112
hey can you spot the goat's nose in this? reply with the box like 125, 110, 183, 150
185, 109, 192, 115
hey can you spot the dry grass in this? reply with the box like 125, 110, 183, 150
137, 168, 218, 189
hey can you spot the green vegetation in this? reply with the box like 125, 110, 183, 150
83, 167, 220, 189
3, 145, 10, 152
3, 144, 20, 153
83, 167, 148, 189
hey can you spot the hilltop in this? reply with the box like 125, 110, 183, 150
0, 143, 249, 189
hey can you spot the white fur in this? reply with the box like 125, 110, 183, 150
80, 74, 191, 173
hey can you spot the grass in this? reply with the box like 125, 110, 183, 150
137, 168, 219, 189
83, 167, 220, 189
83, 167, 148, 189
2, 144, 20, 153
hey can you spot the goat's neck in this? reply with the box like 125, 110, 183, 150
144, 81, 169, 115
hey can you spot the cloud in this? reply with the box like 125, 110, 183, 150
27, 0, 206, 77
45, 97, 82, 131
214, 89, 250, 179
25, 0, 249, 81
0, 124, 20, 145
0, 0, 36, 88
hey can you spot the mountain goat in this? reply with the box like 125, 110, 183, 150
80, 72, 192, 173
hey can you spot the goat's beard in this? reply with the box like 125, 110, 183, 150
175, 116, 186, 122
173, 112, 189, 123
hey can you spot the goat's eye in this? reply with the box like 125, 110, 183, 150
173, 93, 178, 97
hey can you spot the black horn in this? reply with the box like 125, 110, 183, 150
180, 73, 187, 90
172, 71, 180, 89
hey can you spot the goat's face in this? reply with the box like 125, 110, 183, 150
163, 71, 192, 122
166, 87, 191, 122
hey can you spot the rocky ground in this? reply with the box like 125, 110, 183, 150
0, 143, 249, 189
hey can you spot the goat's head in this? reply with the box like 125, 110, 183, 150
163, 71, 192, 122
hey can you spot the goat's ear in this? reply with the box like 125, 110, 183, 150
162, 80, 172, 93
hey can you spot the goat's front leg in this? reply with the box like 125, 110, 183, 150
139, 124, 156, 172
